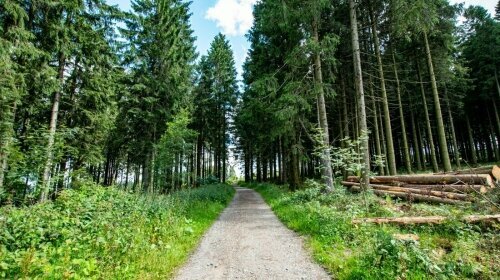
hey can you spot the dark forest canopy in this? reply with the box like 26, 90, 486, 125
0, 0, 499, 204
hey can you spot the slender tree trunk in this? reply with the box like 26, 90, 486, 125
378, 101, 389, 175
149, 148, 155, 193
410, 109, 423, 171
492, 101, 500, 147
369, 3, 396, 175
0, 101, 17, 193
278, 137, 283, 183
416, 60, 439, 172
465, 115, 478, 165
124, 156, 130, 190
290, 142, 300, 190
369, 75, 383, 174
487, 108, 500, 161
196, 134, 202, 186
40, 53, 66, 202
495, 68, 500, 99
392, 51, 411, 173
350, 0, 370, 188
311, 16, 334, 191
444, 87, 461, 169
423, 32, 451, 172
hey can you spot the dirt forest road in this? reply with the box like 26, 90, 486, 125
175, 187, 330, 280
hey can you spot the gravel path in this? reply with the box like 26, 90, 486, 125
174, 187, 330, 280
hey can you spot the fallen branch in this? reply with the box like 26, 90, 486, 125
352, 214, 500, 225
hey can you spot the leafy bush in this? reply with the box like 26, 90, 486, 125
0, 182, 234, 279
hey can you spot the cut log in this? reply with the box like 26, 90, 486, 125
353, 216, 446, 225
436, 166, 494, 175
352, 214, 500, 225
342, 182, 472, 201
349, 186, 469, 204
401, 184, 487, 193
348, 174, 495, 188
492, 165, 500, 181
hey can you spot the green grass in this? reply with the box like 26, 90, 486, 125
244, 180, 499, 280
0, 182, 234, 279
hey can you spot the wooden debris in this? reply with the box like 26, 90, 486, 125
349, 185, 469, 204
393, 233, 420, 242
400, 184, 487, 194
352, 214, 500, 225
343, 168, 497, 205
343, 182, 472, 201
492, 165, 500, 181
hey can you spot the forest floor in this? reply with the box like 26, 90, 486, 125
174, 186, 330, 280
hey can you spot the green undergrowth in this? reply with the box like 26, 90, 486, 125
0, 183, 234, 279
243, 181, 499, 280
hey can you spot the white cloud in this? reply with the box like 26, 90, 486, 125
206, 0, 258, 36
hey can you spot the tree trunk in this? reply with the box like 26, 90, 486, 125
350, 0, 371, 189
312, 15, 334, 191
40, 53, 65, 202
410, 109, 423, 170
196, 134, 202, 186
423, 32, 452, 172
465, 115, 478, 165
369, 3, 396, 175
370, 73, 384, 174
444, 87, 461, 169
495, 68, 500, 99
416, 60, 439, 172
487, 108, 500, 161
0, 101, 17, 193
392, 51, 411, 173
492, 101, 500, 143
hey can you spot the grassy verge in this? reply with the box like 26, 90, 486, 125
0, 183, 234, 279
244, 181, 499, 279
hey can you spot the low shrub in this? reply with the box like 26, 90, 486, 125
0, 182, 234, 279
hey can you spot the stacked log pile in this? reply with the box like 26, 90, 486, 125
343, 165, 499, 204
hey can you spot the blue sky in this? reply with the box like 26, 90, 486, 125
107, 0, 497, 80
107, 0, 256, 79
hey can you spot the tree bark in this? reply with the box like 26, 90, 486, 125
487, 107, 500, 161
350, 0, 371, 189
348, 174, 494, 187
399, 184, 487, 193
0, 101, 17, 193
370, 73, 384, 174
465, 115, 478, 165
392, 51, 411, 173
416, 60, 439, 172
349, 185, 467, 204
410, 108, 423, 171
369, 2, 396, 175
312, 15, 334, 191
423, 31, 452, 172
40, 52, 66, 202
344, 181, 472, 200
444, 87, 461, 169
